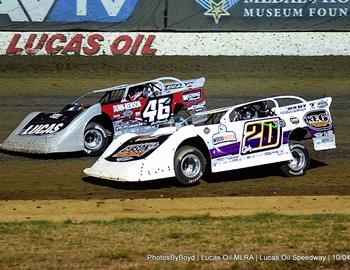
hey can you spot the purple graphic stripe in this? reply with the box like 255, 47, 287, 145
283, 126, 334, 144
210, 142, 241, 158
305, 126, 333, 136
283, 130, 291, 144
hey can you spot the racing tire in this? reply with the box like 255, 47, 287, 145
280, 142, 310, 177
174, 146, 206, 186
83, 122, 108, 156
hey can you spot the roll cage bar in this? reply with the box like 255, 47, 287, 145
192, 95, 308, 124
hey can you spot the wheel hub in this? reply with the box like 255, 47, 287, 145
84, 130, 103, 150
181, 154, 201, 178
288, 148, 305, 171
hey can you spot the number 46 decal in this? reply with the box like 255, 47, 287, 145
142, 97, 172, 123
241, 117, 282, 155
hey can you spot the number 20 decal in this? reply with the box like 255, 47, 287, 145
241, 118, 282, 155
142, 97, 172, 124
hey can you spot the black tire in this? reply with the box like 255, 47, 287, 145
174, 146, 206, 186
83, 122, 108, 156
280, 142, 310, 177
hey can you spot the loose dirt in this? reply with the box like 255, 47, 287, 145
0, 56, 349, 201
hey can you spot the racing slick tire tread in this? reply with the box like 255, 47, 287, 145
280, 142, 310, 177
83, 122, 108, 156
174, 146, 206, 186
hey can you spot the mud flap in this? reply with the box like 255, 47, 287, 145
312, 132, 336, 151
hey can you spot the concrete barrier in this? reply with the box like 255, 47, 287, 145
1, 32, 350, 56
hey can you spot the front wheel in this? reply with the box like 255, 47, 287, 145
174, 146, 206, 186
83, 122, 108, 156
280, 142, 310, 176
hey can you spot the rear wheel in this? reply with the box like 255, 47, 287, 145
174, 146, 205, 186
83, 122, 108, 156
280, 142, 310, 176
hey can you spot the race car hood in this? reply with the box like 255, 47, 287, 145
84, 126, 178, 181
0, 104, 101, 154
19, 111, 82, 136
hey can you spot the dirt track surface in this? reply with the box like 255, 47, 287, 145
1, 196, 350, 222
0, 56, 349, 200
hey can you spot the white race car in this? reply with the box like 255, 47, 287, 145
84, 96, 336, 185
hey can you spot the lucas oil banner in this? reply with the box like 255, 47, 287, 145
0, 0, 349, 31
1, 32, 349, 56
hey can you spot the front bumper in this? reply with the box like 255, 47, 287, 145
84, 159, 145, 182
0, 132, 83, 154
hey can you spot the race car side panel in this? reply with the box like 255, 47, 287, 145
1, 104, 102, 154
84, 133, 148, 181
2, 111, 41, 139
195, 118, 293, 173
278, 97, 336, 151
84, 126, 200, 182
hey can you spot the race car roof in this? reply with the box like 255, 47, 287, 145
91, 77, 205, 94
92, 84, 128, 93
195, 95, 308, 117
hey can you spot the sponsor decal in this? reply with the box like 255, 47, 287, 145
242, 1, 349, 19
314, 130, 334, 138
196, 0, 349, 23
113, 101, 142, 112
112, 142, 159, 158
5, 33, 157, 56
49, 113, 63, 119
212, 124, 237, 145
164, 82, 193, 90
281, 104, 306, 114
1, 32, 349, 57
314, 132, 323, 137
212, 154, 240, 167
320, 137, 334, 144
135, 135, 161, 142
113, 121, 158, 136
196, 0, 238, 24
241, 145, 252, 154
290, 116, 299, 125
188, 102, 206, 112
182, 91, 201, 102
303, 109, 331, 130
122, 109, 133, 117
20, 123, 64, 135
204, 127, 210, 134
106, 134, 169, 161
0, 0, 138, 23
313, 130, 335, 150
274, 119, 286, 128
114, 120, 143, 131
317, 100, 328, 108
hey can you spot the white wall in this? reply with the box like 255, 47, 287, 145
1, 32, 349, 56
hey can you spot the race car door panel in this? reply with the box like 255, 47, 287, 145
210, 117, 292, 173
